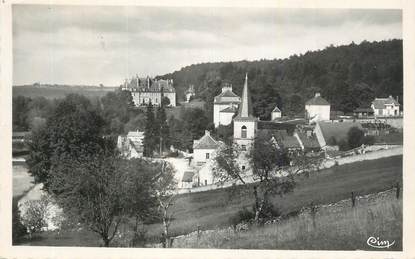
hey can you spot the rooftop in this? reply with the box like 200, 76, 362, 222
305, 93, 330, 106
317, 121, 363, 143
193, 130, 220, 150
182, 171, 195, 182
372, 96, 400, 109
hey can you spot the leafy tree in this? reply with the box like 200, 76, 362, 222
161, 96, 170, 106
156, 104, 170, 154
48, 148, 127, 247
347, 126, 365, 149
26, 94, 105, 189
143, 102, 157, 157
13, 96, 32, 131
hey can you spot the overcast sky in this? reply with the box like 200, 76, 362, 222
13, 5, 402, 86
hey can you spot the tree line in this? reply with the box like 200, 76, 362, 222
17, 94, 178, 247
158, 39, 402, 120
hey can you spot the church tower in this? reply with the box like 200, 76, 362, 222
233, 74, 258, 150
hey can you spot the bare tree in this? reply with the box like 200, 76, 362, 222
213, 143, 246, 185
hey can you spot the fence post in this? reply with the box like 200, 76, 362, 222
196, 225, 201, 246
310, 202, 317, 229
396, 182, 401, 199
351, 191, 356, 207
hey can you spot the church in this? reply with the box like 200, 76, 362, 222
232, 74, 258, 151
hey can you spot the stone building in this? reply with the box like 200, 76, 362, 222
305, 93, 331, 122
233, 74, 258, 151
122, 75, 176, 107
185, 85, 195, 103
271, 105, 282, 120
213, 83, 241, 127
117, 130, 145, 158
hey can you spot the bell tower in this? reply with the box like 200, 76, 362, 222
233, 73, 258, 150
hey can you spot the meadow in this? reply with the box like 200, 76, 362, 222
172, 191, 402, 250
19, 155, 402, 247
13, 85, 117, 100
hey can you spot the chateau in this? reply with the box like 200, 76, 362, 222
122, 75, 176, 107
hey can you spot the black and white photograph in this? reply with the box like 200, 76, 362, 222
1, 1, 415, 258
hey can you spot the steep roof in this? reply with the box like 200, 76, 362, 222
220, 106, 238, 113
296, 132, 320, 149
234, 74, 257, 121
372, 96, 400, 109
317, 121, 363, 143
214, 90, 241, 104
193, 131, 220, 150
272, 106, 281, 113
182, 171, 195, 182
272, 130, 301, 149
305, 93, 330, 106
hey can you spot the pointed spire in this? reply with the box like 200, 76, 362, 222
237, 73, 253, 118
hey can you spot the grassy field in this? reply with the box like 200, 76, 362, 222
20, 155, 402, 247
13, 85, 117, 100
173, 193, 402, 250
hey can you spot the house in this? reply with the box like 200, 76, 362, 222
314, 121, 363, 150
305, 93, 331, 122
122, 75, 176, 107
271, 105, 282, 120
270, 130, 302, 152
233, 74, 258, 151
193, 130, 220, 165
185, 85, 195, 103
353, 107, 374, 118
213, 83, 241, 127
371, 96, 400, 117
117, 130, 145, 158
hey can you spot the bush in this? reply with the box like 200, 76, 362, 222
20, 196, 50, 238
12, 199, 27, 244
338, 139, 350, 151
259, 202, 282, 220
229, 207, 255, 226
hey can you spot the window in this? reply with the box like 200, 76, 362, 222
241, 125, 247, 138
241, 165, 246, 170
206, 153, 210, 159
241, 145, 246, 151
205, 180, 208, 185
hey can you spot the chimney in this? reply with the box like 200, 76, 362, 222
315, 93, 321, 97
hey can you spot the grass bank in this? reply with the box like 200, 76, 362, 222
21, 155, 402, 247
172, 190, 402, 250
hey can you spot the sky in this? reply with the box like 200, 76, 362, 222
12, 5, 402, 86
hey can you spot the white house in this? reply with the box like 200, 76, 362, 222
185, 85, 195, 103
371, 96, 400, 117
305, 93, 331, 122
193, 130, 220, 165
271, 105, 282, 120
117, 130, 145, 158
233, 74, 258, 151
213, 83, 241, 127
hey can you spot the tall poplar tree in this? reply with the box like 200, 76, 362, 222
143, 102, 156, 157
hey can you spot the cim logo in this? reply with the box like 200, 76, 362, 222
366, 236, 395, 249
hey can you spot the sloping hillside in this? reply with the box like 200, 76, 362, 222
158, 39, 402, 120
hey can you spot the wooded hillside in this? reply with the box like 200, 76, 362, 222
158, 39, 402, 120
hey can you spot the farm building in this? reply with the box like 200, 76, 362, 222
305, 93, 331, 122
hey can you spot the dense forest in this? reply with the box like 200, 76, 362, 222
158, 39, 403, 120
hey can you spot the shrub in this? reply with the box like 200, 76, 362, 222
229, 207, 255, 227
338, 139, 350, 151
258, 201, 282, 220
20, 196, 50, 238
12, 199, 27, 244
